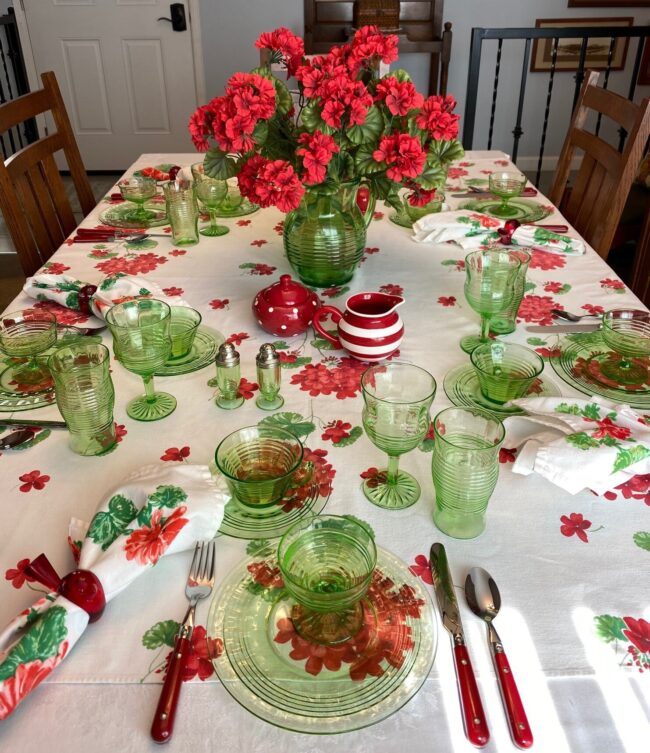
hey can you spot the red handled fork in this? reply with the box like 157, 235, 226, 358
151, 539, 216, 744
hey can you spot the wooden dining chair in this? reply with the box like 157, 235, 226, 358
0, 71, 96, 277
549, 70, 650, 261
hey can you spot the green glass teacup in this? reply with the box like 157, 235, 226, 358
215, 426, 313, 512
470, 341, 544, 404
278, 514, 377, 645
169, 306, 202, 360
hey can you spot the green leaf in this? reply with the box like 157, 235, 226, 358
258, 412, 315, 439
353, 146, 383, 177
385, 68, 412, 83
428, 138, 465, 165
347, 105, 384, 145
252, 119, 269, 146
271, 340, 290, 351
246, 539, 274, 557
565, 432, 600, 450
280, 356, 312, 369
594, 614, 626, 644
419, 436, 435, 452
582, 403, 601, 420
613, 445, 650, 474
300, 100, 329, 134
0, 606, 68, 682
335, 426, 363, 447
245, 580, 285, 602
148, 485, 188, 510
87, 494, 138, 551
273, 78, 294, 116
203, 148, 238, 180
142, 620, 179, 650
526, 337, 547, 347
633, 531, 650, 551
524, 281, 537, 292
555, 402, 582, 416
65, 291, 80, 310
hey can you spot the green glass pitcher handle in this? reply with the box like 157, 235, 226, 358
312, 306, 343, 348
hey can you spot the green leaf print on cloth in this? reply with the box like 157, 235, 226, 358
0, 606, 68, 681
258, 412, 316, 440
87, 494, 138, 551
633, 532, 650, 551
142, 620, 180, 650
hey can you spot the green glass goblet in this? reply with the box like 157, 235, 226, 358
460, 249, 521, 354
600, 309, 650, 385
361, 361, 437, 510
488, 171, 527, 218
278, 515, 377, 646
106, 299, 176, 421
191, 163, 229, 236
117, 176, 158, 222
489, 247, 532, 335
0, 308, 57, 390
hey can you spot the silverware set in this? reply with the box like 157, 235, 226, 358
526, 308, 602, 334
430, 543, 533, 749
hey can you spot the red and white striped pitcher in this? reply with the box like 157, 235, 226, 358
312, 292, 404, 361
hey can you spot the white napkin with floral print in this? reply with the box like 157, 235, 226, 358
411, 210, 586, 255
0, 463, 228, 720
507, 396, 650, 494
22, 273, 190, 329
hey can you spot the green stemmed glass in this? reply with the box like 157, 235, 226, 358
460, 249, 521, 354
191, 163, 229, 236
600, 309, 650, 385
106, 299, 176, 421
488, 171, 527, 218
117, 175, 158, 222
0, 308, 57, 389
361, 362, 436, 510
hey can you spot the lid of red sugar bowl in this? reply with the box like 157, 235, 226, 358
257, 274, 316, 307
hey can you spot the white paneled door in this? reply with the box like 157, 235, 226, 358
20, 0, 201, 169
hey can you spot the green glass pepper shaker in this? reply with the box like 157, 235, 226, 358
255, 343, 284, 411
215, 342, 244, 410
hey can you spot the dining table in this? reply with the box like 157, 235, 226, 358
0, 150, 648, 753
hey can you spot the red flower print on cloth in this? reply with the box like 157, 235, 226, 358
379, 283, 403, 296
535, 345, 562, 359
274, 221, 285, 235
4, 559, 36, 589
18, 470, 50, 493
240, 262, 276, 275
360, 467, 387, 489
603, 473, 650, 504
581, 303, 604, 315
168, 249, 187, 257
162, 287, 184, 297
437, 296, 456, 307
321, 420, 352, 444
248, 561, 284, 589
587, 416, 631, 441
274, 616, 357, 675
373, 211, 384, 221
0, 641, 69, 720
32, 301, 89, 326
499, 447, 517, 464
517, 295, 561, 326
159, 626, 222, 682
40, 262, 70, 275
115, 424, 127, 443
238, 378, 259, 400
210, 298, 230, 310
560, 512, 591, 543
67, 536, 82, 565
95, 253, 168, 275
290, 357, 367, 399
278, 446, 335, 512
160, 446, 190, 462
250, 239, 268, 247
600, 278, 625, 291
623, 617, 650, 654
321, 287, 345, 299
237, 219, 252, 226
365, 246, 380, 255
408, 554, 433, 585
469, 213, 500, 228
447, 167, 468, 179
124, 506, 189, 565
529, 249, 566, 271
543, 281, 564, 293
226, 332, 249, 346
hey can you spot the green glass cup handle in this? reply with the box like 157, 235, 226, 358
312, 306, 343, 347
288, 460, 314, 491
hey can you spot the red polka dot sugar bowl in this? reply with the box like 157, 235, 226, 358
252, 274, 321, 336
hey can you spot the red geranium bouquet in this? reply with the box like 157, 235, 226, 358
189, 25, 463, 213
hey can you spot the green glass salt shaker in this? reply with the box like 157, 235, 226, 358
214, 342, 244, 409
255, 343, 284, 411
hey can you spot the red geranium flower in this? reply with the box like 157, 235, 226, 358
124, 506, 189, 565
529, 249, 566, 271
499, 447, 517, 463
162, 287, 184, 297
447, 166, 468, 180
40, 262, 70, 275
360, 467, 387, 489
321, 287, 344, 298
375, 77, 423, 116
437, 295, 457, 307
247, 561, 284, 588
226, 332, 249, 346
469, 212, 500, 228
543, 281, 563, 293
379, 283, 403, 296
255, 27, 305, 77
415, 95, 460, 140
238, 378, 259, 399
290, 357, 367, 399
238, 155, 304, 212
115, 424, 127, 443
321, 419, 352, 444
296, 130, 339, 185
95, 253, 168, 276
32, 301, 89, 325
600, 278, 625, 291
210, 298, 230, 309
623, 617, 650, 654
517, 295, 560, 326
159, 626, 222, 682
67, 536, 82, 565
168, 249, 187, 257
160, 446, 190, 462
237, 219, 251, 226
581, 303, 604, 315
18, 470, 50, 493
408, 554, 433, 585
535, 346, 561, 359
373, 133, 426, 182
559, 512, 591, 543
588, 416, 631, 441
4, 558, 36, 589
250, 239, 268, 247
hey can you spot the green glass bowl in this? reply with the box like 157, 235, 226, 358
169, 306, 202, 360
470, 341, 544, 404
601, 309, 650, 359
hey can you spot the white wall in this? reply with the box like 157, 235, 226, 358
199, 0, 649, 163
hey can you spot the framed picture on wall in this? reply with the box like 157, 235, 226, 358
568, 1, 650, 7
531, 17, 634, 72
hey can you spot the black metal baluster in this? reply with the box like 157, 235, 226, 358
572, 36, 589, 111
487, 39, 503, 150
595, 37, 616, 138
535, 37, 559, 187
620, 36, 647, 152
511, 37, 531, 163
0, 33, 18, 155
463, 28, 486, 149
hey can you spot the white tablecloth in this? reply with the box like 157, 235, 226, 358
0, 152, 648, 752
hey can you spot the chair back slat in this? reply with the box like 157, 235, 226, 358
14, 172, 58, 259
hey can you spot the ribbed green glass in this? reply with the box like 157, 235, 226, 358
191, 163, 229, 236
490, 248, 531, 335
168, 306, 201, 360
0, 308, 57, 388
600, 309, 650, 385
163, 182, 199, 246
470, 342, 544, 405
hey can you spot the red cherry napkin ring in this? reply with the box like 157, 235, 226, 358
77, 284, 98, 316
25, 553, 106, 623
497, 220, 521, 245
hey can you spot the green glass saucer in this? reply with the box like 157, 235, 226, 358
154, 327, 224, 377
551, 332, 650, 409
444, 363, 561, 416
207, 545, 436, 734
217, 478, 330, 540
99, 200, 167, 229
459, 197, 552, 223
0, 355, 56, 412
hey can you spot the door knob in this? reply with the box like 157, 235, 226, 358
157, 3, 187, 32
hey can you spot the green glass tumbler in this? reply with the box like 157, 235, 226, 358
163, 181, 199, 246
431, 406, 505, 539
489, 248, 531, 335
361, 362, 437, 510
470, 341, 544, 405
168, 306, 201, 360
278, 514, 377, 645
48, 342, 117, 456
283, 181, 366, 287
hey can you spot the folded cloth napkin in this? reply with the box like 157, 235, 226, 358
507, 396, 650, 494
0, 463, 229, 719
23, 273, 189, 328
411, 210, 585, 255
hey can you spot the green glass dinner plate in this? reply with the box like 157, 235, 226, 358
207, 544, 436, 734
551, 332, 650, 408
459, 197, 552, 223
154, 327, 224, 377
99, 200, 168, 229
0, 355, 56, 412
443, 363, 561, 417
